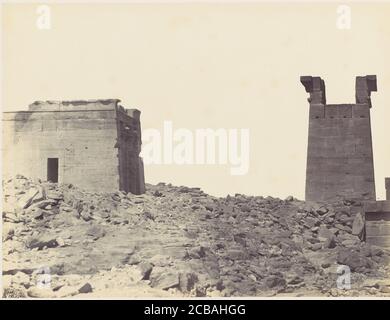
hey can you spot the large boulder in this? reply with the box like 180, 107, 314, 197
150, 271, 179, 290
337, 249, 374, 272
26, 235, 58, 250
86, 225, 106, 240
264, 275, 286, 289
352, 212, 365, 240
16, 188, 39, 209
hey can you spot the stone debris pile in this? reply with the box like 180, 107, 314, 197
2, 176, 390, 298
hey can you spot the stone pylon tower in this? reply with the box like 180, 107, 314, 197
301, 75, 377, 201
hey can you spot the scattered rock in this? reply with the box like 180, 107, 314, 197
310, 243, 323, 251
3, 176, 389, 298
323, 236, 336, 249
179, 272, 198, 293
318, 226, 335, 240
151, 272, 179, 290
86, 225, 106, 240
226, 249, 249, 260
138, 262, 153, 280
30, 199, 57, 210
316, 206, 329, 216
78, 282, 93, 294
80, 210, 92, 221
47, 191, 63, 201
56, 237, 66, 247
2, 223, 15, 242
337, 249, 373, 272
188, 246, 206, 259
27, 287, 56, 298
335, 224, 352, 233
3, 287, 27, 298
143, 211, 155, 221
26, 236, 58, 250
379, 286, 390, 294
264, 275, 286, 289
55, 286, 79, 298
13, 272, 31, 288
153, 190, 163, 197
352, 212, 365, 240
17, 188, 39, 209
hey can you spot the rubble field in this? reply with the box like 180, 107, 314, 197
2, 176, 390, 298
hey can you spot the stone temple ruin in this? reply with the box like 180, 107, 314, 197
301, 75, 390, 249
301, 75, 377, 202
2, 99, 145, 195
1, 79, 388, 252
364, 179, 390, 248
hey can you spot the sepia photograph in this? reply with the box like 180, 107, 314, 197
1, 0, 390, 305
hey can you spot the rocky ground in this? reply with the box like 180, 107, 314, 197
2, 175, 390, 298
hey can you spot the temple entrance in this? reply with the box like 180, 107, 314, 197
47, 158, 59, 183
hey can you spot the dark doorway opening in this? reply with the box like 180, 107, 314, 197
47, 158, 59, 183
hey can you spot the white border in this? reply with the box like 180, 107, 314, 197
1, 0, 389, 301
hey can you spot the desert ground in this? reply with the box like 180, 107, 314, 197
2, 176, 390, 298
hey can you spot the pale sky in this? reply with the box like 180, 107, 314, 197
2, 3, 390, 199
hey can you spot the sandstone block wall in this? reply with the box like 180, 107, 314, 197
301, 75, 377, 201
364, 200, 390, 249
115, 106, 145, 194
2, 99, 145, 194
